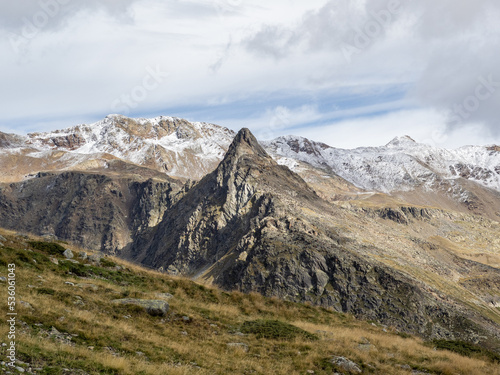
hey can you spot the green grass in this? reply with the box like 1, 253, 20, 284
240, 319, 319, 341
28, 241, 66, 255
431, 339, 500, 363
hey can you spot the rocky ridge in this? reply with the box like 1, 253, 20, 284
124, 128, 500, 351
0, 115, 235, 182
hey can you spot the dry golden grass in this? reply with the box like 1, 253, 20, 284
1, 230, 499, 374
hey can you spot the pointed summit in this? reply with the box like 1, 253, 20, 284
217, 128, 275, 179
386, 135, 417, 148
226, 128, 270, 159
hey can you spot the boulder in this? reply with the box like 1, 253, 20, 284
88, 254, 101, 264
63, 249, 74, 259
76, 283, 99, 292
155, 292, 174, 300
329, 356, 362, 374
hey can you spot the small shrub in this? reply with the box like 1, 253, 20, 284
37, 287, 56, 295
28, 241, 65, 255
240, 319, 318, 341
17, 252, 31, 264
100, 258, 116, 268
397, 332, 412, 339
62, 262, 91, 277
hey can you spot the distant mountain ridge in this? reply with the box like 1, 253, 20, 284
263, 134, 500, 194
0, 115, 235, 181
1, 115, 499, 194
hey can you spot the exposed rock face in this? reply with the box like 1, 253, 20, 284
0, 131, 23, 148
129, 128, 318, 273
0, 170, 183, 253
127, 128, 500, 350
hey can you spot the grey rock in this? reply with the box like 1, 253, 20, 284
76, 283, 98, 292
398, 364, 412, 370
63, 249, 74, 259
112, 299, 169, 317
0, 171, 184, 254
329, 356, 362, 374
49, 257, 59, 265
155, 292, 174, 300
0, 277, 6, 282
78, 251, 88, 260
88, 254, 101, 264
0, 235, 7, 242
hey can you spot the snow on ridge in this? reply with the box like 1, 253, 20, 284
4, 114, 499, 193
264, 135, 500, 193
23, 115, 234, 159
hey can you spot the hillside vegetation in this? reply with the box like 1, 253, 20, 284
1, 229, 499, 375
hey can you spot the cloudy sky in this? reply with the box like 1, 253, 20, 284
1, 0, 499, 148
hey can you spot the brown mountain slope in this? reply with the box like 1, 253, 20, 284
124, 128, 500, 351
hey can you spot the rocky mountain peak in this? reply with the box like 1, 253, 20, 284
0, 131, 19, 148
217, 128, 275, 183
386, 135, 417, 148
226, 128, 270, 160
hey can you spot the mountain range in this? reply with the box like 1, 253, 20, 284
1, 115, 499, 353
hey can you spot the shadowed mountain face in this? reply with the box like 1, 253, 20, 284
0, 167, 184, 253
1, 122, 500, 352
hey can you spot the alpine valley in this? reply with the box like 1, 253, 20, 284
1, 115, 500, 368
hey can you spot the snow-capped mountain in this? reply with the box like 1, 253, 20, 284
0, 115, 235, 181
1, 115, 499, 205
263, 135, 500, 194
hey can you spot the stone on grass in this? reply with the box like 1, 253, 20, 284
63, 249, 74, 259
329, 356, 362, 374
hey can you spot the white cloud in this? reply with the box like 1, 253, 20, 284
0, 0, 499, 148
290, 109, 498, 150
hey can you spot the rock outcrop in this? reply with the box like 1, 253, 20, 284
0, 169, 183, 253
127, 128, 500, 351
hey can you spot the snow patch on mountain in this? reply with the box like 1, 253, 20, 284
12, 115, 235, 179
263, 136, 500, 193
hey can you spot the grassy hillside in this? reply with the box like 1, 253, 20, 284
1, 229, 499, 375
